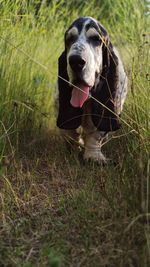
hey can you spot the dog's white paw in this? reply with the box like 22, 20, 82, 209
84, 148, 107, 164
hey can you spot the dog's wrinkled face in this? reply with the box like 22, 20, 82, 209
65, 17, 105, 108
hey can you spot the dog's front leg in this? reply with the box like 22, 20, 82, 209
60, 129, 84, 150
84, 131, 107, 163
82, 101, 107, 164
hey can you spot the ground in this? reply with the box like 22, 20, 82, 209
0, 129, 149, 267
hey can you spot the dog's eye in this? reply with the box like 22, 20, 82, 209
66, 35, 77, 45
89, 35, 101, 43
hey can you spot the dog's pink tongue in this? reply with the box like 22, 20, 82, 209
70, 85, 90, 108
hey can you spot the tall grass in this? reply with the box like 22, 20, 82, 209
0, 0, 149, 151
0, 0, 149, 266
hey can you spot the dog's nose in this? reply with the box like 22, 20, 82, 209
69, 55, 86, 71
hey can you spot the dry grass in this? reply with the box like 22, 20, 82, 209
0, 130, 149, 266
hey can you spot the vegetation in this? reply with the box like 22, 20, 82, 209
0, 0, 149, 266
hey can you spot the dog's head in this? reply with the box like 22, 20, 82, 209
62, 17, 111, 108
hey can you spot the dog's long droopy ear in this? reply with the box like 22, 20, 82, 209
91, 28, 121, 132
56, 51, 83, 130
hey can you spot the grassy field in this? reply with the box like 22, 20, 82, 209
0, 0, 150, 266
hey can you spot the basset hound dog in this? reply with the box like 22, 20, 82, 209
56, 17, 128, 163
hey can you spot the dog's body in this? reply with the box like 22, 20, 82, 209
56, 17, 128, 163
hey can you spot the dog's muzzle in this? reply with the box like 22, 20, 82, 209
69, 55, 86, 72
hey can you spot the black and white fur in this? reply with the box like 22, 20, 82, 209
57, 17, 128, 163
